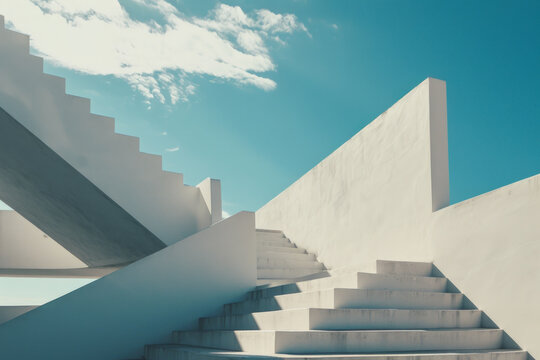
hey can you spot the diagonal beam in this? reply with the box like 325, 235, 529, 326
0, 106, 165, 267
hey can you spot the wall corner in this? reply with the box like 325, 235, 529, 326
197, 178, 222, 224
428, 78, 450, 211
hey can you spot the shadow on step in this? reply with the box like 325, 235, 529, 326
432, 265, 532, 360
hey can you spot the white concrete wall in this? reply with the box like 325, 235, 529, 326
0, 306, 36, 324
256, 78, 540, 357
197, 178, 223, 224
0, 210, 86, 269
257, 78, 448, 272
0, 211, 256, 360
0, 18, 211, 248
430, 174, 540, 356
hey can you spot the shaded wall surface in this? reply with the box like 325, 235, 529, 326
0, 107, 165, 267
0, 210, 85, 269
0, 19, 213, 256
0, 212, 257, 360
256, 78, 539, 357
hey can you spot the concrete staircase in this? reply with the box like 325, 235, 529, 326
256, 229, 326, 285
145, 259, 526, 360
0, 16, 214, 266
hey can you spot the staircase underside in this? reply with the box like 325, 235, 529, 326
0, 106, 165, 267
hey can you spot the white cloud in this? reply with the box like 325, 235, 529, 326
0, 1, 308, 104
165, 146, 180, 152
161, 131, 168, 135
331, 23, 339, 30
222, 210, 231, 219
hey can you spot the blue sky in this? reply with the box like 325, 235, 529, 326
0, 0, 539, 217
0, 0, 538, 305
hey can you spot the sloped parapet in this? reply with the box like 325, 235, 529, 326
0, 212, 256, 360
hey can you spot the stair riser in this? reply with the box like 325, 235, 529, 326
258, 240, 295, 248
146, 347, 527, 360
256, 233, 286, 240
226, 290, 463, 316
257, 246, 306, 254
377, 260, 433, 276
335, 289, 463, 310
248, 272, 445, 300
200, 309, 481, 331
257, 268, 323, 280
257, 257, 324, 270
356, 272, 446, 292
173, 330, 503, 354
258, 251, 316, 261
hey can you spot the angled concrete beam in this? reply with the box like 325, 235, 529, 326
0, 106, 165, 267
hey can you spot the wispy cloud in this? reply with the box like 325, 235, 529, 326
161, 131, 168, 135
331, 23, 339, 30
165, 146, 180, 152
0, 1, 308, 104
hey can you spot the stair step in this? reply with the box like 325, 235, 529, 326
65, 94, 91, 113
163, 171, 184, 187
257, 268, 323, 280
257, 238, 292, 246
247, 272, 447, 300
145, 345, 526, 360
89, 114, 115, 135
28, 54, 44, 71
258, 245, 306, 254
259, 251, 316, 262
139, 152, 163, 172
377, 260, 433, 276
225, 289, 463, 316
0, 28, 30, 52
200, 308, 482, 331
256, 232, 286, 239
173, 329, 503, 354
257, 257, 324, 270
256, 229, 284, 235
258, 240, 295, 248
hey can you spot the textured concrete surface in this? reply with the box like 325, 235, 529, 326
0, 210, 85, 269
0, 212, 256, 360
255, 78, 540, 357
0, 106, 165, 267
0, 21, 212, 248
256, 78, 448, 273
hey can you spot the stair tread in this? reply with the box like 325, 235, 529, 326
147, 345, 525, 359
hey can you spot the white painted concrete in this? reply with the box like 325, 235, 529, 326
224, 289, 463, 316
0, 212, 256, 360
200, 308, 482, 331
151, 260, 521, 359
174, 329, 503, 353
197, 178, 222, 224
0, 106, 165, 266
0, 19, 213, 251
0, 305, 36, 324
255, 230, 326, 284
0, 210, 85, 269
256, 78, 448, 273
429, 174, 540, 353
146, 345, 527, 360
255, 78, 540, 357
